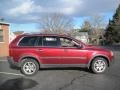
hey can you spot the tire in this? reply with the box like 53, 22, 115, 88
90, 57, 108, 74
20, 58, 39, 76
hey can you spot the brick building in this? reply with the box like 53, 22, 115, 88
0, 22, 9, 57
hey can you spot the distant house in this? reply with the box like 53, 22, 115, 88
9, 32, 16, 43
9, 31, 24, 43
13, 31, 24, 36
75, 32, 89, 44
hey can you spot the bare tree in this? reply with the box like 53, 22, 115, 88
38, 13, 74, 35
89, 14, 106, 29
87, 15, 106, 45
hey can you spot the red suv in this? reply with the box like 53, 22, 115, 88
8, 34, 114, 75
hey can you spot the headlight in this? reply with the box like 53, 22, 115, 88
110, 51, 114, 56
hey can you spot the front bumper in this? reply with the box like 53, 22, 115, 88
7, 56, 20, 68
109, 55, 115, 66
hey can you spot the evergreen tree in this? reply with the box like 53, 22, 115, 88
105, 4, 120, 44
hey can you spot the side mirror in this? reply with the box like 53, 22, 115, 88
76, 44, 82, 48
72, 40, 83, 48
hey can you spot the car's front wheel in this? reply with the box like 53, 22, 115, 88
21, 58, 39, 76
91, 57, 108, 74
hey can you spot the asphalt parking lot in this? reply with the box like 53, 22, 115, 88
0, 46, 120, 90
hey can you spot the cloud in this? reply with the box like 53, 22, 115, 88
8, 0, 34, 16
0, 0, 119, 23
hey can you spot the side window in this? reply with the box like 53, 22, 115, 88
60, 37, 77, 47
43, 36, 58, 46
37, 37, 42, 46
19, 36, 37, 46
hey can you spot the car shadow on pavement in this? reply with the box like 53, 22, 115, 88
9, 65, 20, 70
0, 78, 38, 90
9, 63, 91, 74
40, 67, 91, 73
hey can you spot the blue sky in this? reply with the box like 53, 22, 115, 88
10, 12, 114, 32
10, 23, 39, 32
0, 0, 119, 32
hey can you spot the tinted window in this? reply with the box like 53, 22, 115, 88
19, 36, 37, 46
43, 37, 58, 46
37, 37, 42, 46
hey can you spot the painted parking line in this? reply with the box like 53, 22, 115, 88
0, 72, 24, 76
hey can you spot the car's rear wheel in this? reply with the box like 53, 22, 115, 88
90, 57, 108, 74
21, 58, 39, 76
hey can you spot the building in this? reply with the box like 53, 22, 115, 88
0, 22, 9, 57
75, 32, 89, 44
13, 31, 24, 36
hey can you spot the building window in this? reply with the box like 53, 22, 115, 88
0, 29, 4, 42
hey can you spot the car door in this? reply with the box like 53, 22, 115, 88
36, 36, 64, 64
59, 37, 88, 64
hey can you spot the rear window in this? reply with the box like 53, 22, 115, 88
18, 36, 38, 46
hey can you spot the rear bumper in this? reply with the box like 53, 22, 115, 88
7, 56, 20, 68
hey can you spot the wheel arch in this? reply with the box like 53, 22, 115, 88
87, 55, 110, 69
19, 55, 41, 68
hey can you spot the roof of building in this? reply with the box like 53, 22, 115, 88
0, 22, 9, 25
0, 17, 9, 25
